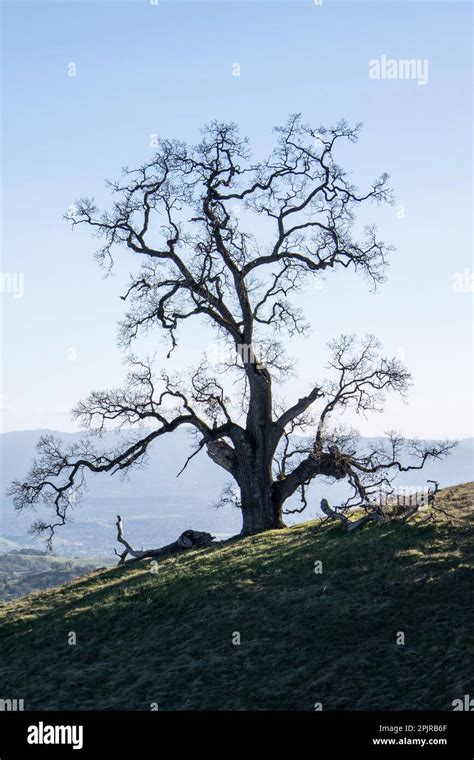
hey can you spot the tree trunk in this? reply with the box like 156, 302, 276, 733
240, 483, 285, 534
235, 438, 285, 535
232, 360, 286, 534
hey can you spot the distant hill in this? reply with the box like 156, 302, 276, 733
0, 428, 236, 556
0, 428, 226, 500
0, 536, 20, 553
2, 429, 472, 500
0, 482, 472, 710
0, 549, 112, 603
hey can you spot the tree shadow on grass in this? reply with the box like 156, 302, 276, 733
0, 503, 472, 710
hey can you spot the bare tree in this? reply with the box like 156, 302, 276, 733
8, 116, 455, 546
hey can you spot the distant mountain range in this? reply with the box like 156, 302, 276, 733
1, 428, 472, 558
0, 549, 111, 603
0, 428, 236, 557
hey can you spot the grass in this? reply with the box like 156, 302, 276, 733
0, 482, 472, 711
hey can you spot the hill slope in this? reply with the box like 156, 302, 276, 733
0, 483, 472, 711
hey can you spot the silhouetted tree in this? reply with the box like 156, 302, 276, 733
9, 116, 454, 545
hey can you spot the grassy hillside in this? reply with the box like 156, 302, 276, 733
0, 483, 472, 711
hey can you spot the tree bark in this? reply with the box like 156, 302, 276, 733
219, 445, 286, 534
234, 368, 286, 534
240, 480, 285, 534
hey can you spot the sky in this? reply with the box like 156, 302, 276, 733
1, 0, 472, 440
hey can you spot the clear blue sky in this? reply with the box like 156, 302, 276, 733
1, 0, 472, 439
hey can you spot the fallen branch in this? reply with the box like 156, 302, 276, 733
320, 494, 432, 533
114, 515, 215, 565
320, 498, 388, 532
320, 498, 350, 529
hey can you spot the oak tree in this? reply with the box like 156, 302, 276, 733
9, 116, 454, 545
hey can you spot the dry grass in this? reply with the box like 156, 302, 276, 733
0, 482, 472, 710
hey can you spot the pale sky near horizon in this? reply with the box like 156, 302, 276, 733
1, 0, 472, 440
